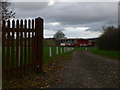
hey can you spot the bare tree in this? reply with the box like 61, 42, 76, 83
0, 0, 15, 46
0, 0, 15, 21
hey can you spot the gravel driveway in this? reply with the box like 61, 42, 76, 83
50, 51, 119, 88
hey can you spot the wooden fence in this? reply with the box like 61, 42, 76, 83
2, 17, 43, 79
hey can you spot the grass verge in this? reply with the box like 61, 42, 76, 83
73, 46, 120, 60
88, 47, 120, 60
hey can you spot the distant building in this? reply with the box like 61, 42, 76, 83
56, 38, 97, 47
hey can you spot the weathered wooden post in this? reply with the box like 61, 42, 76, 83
35, 17, 44, 73
49, 47, 52, 57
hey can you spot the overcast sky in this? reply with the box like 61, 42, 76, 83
11, 2, 118, 38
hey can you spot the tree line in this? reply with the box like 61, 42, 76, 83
96, 25, 120, 51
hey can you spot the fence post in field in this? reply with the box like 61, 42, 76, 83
61, 47, 62, 53
72, 47, 73, 50
49, 47, 52, 57
35, 17, 44, 73
56, 46, 58, 54
64, 47, 65, 53
68, 47, 69, 51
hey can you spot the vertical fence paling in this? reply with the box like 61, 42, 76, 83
16, 20, 19, 73
28, 19, 31, 72
24, 19, 27, 73
34, 20, 37, 72
2, 20, 5, 79
32, 19, 35, 72
2, 17, 44, 79
11, 20, 15, 76
6, 20, 10, 77
20, 20, 23, 73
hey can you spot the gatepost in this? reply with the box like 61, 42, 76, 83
35, 17, 44, 73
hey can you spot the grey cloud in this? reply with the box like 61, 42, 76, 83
45, 23, 65, 31
12, 2, 48, 11
12, 2, 118, 24
47, 2, 118, 25
10, 2, 118, 38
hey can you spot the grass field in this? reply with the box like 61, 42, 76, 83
74, 47, 87, 51
44, 39, 56, 46
1, 45, 119, 70
74, 46, 120, 60
88, 47, 120, 60
44, 46, 71, 63
0, 47, 1, 68
0, 47, 1, 59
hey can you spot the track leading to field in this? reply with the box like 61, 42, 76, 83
50, 51, 119, 88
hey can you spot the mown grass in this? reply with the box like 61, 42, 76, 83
0, 47, 1, 68
43, 39, 56, 63
44, 46, 56, 63
74, 47, 87, 51
74, 46, 120, 60
0, 47, 1, 56
44, 46, 73, 63
88, 47, 120, 60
